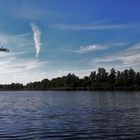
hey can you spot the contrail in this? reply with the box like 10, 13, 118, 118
31, 23, 41, 58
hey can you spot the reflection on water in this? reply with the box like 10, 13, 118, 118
0, 91, 139, 139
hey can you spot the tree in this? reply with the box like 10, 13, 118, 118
96, 68, 108, 83
135, 72, 140, 89
89, 71, 96, 89
40, 79, 50, 90
108, 68, 116, 83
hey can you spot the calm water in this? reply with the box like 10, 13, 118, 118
0, 91, 140, 139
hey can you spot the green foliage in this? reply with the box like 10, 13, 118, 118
24, 68, 140, 91
0, 68, 140, 90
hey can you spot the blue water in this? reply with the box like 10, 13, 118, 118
0, 91, 140, 139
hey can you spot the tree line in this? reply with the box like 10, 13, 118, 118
0, 68, 140, 91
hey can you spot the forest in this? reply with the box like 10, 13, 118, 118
0, 68, 140, 91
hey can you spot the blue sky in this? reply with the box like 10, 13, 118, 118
0, 0, 140, 84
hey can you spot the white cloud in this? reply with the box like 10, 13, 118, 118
67, 44, 106, 53
0, 33, 33, 52
0, 55, 49, 84
90, 42, 140, 69
78, 44, 105, 53
31, 23, 41, 58
10, 2, 69, 22
128, 42, 140, 50
51, 23, 133, 30
25, 60, 48, 70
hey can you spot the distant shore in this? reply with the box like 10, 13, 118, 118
0, 68, 140, 91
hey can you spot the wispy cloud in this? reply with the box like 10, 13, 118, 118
127, 42, 140, 50
66, 44, 106, 53
79, 44, 106, 53
0, 54, 49, 84
24, 60, 48, 70
11, 3, 67, 22
91, 42, 140, 68
31, 23, 41, 58
51, 23, 133, 30
0, 33, 32, 48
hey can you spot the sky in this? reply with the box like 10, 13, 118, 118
0, 0, 140, 84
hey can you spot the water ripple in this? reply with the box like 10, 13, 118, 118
0, 91, 139, 139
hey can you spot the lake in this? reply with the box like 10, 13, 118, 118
0, 91, 140, 139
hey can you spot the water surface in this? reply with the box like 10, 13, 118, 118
0, 91, 140, 139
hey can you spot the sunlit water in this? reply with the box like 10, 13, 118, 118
0, 91, 140, 139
